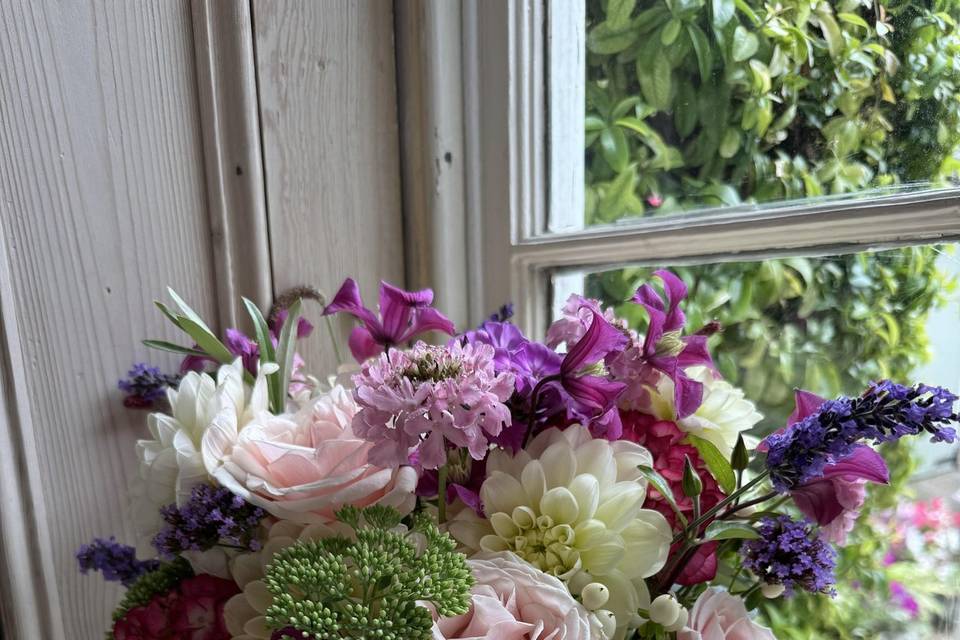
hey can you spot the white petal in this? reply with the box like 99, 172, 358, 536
540, 487, 580, 524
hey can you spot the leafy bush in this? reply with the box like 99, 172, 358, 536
585, 0, 960, 221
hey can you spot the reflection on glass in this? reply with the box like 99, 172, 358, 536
582, 0, 960, 226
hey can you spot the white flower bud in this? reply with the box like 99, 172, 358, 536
593, 609, 617, 639
649, 594, 682, 626
761, 582, 786, 599
581, 582, 610, 610
664, 607, 689, 632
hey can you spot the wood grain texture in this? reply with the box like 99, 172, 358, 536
252, 0, 405, 373
0, 1, 217, 636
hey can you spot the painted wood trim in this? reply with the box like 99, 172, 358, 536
192, 0, 273, 323
395, 0, 470, 327
0, 229, 66, 640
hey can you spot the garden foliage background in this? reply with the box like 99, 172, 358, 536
584, 0, 960, 636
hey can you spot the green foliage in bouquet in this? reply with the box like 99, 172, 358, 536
263, 506, 474, 640
585, 0, 960, 221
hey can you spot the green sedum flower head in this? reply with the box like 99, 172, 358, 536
264, 505, 473, 640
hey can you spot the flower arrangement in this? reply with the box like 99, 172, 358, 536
83, 271, 958, 639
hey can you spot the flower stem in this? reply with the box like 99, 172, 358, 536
672, 471, 771, 544
717, 491, 778, 519
437, 464, 449, 524
324, 315, 344, 365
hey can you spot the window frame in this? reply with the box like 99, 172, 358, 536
456, 0, 960, 338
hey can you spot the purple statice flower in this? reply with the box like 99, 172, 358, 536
488, 303, 514, 322
76, 537, 159, 586
351, 341, 514, 469
323, 278, 456, 363
742, 515, 837, 596
764, 381, 958, 491
118, 363, 181, 409
152, 484, 266, 558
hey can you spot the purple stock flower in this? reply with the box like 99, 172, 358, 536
460, 321, 561, 397
323, 278, 456, 362
742, 515, 837, 596
118, 363, 180, 409
629, 269, 714, 419
77, 537, 159, 586
890, 581, 920, 618
764, 381, 958, 492
153, 484, 266, 558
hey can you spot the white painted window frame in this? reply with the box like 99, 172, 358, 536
448, 0, 960, 341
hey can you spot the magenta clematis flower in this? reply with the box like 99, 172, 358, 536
630, 270, 715, 419
323, 278, 456, 362
779, 389, 890, 544
546, 309, 628, 438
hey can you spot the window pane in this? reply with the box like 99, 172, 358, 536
578, 0, 960, 228
552, 243, 960, 474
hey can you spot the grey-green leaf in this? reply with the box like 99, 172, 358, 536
142, 339, 207, 357
687, 24, 713, 83
712, 0, 735, 28
274, 297, 303, 414
732, 26, 758, 62
686, 434, 737, 494
703, 521, 760, 541
638, 464, 688, 526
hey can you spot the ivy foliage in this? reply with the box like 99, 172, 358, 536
585, 0, 960, 222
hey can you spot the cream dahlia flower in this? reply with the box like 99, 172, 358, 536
448, 425, 672, 636
677, 366, 762, 458
135, 361, 265, 539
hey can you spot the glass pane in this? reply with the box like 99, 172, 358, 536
550, 243, 960, 637
578, 0, 960, 228
553, 243, 960, 468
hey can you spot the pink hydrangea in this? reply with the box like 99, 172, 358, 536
352, 341, 515, 470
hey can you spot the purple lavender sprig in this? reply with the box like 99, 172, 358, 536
742, 515, 837, 596
76, 537, 159, 586
765, 381, 957, 491
152, 484, 267, 557
118, 363, 180, 409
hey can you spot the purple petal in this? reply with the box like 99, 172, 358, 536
402, 306, 456, 341
562, 374, 626, 414
347, 326, 383, 362
790, 480, 847, 526
789, 389, 828, 426
323, 278, 379, 328
820, 446, 889, 484
676, 334, 715, 370
673, 371, 705, 419
588, 407, 623, 440
561, 310, 628, 374
652, 269, 688, 331
378, 281, 433, 342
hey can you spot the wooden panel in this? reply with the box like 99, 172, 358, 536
253, 0, 405, 372
0, 1, 217, 637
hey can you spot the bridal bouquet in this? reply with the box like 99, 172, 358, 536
78, 271, 958, 640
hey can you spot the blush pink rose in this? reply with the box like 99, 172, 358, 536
431, 552, 598, 640
678, 588, 776, 640
202, 385, 417, 524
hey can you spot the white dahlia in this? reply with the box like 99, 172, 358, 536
448, 425, 672, 636
134, 360, 266, 538
677, 366, 762, 458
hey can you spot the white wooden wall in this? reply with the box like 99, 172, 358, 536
0, 1, 404, 637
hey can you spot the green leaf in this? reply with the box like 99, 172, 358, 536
817, 10, 844, 59
837, 12, 869, 29
588, 23, 638, 55
606, 0, 636, 28
687, 23, 713, 83
638, 465, 688, 526
611, 97, 641, 120
732, 26, 758, 62
661, 18, 682, 46
719, 128, 741, 158
243, 297, 281, 411
142, 340, 207, 357
166, 288, 213, 335
712, 0, 735, 29
275, 298, 304, 413
615, 116, 654, 137
733, 0, 760, 25
585, 115, 606, 132
650, 52, 673, 111
177, 316, 235, 365
600, 127, 630, 172
686, 434, 737, 494
702, 521, 760, 541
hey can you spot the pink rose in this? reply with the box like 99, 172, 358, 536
432, 552, 598, 640
202, 385, 417, 523
678, 589, 776, 640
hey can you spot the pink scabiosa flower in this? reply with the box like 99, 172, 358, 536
323, 278, 456, 362
352, 341, 515, 469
